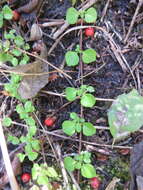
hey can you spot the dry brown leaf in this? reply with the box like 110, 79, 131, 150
12, 41, 49, 99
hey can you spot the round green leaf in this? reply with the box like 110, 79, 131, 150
84, 7, 97, 23
28, 151, 38, 161
65, 51, 79, 66
81, 93, 96, 107
2, 117, 12, 127
66, 7, 79, 24
83, 122, 96, 136
64, 157, 75, 171
62, 120, 75, 136
3, 5, 13, 20
65, 87, 77, 101
82, 49, 96, 64
81, 164, 96, 178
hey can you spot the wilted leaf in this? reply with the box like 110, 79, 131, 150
30, 23, 43, 41
11, 42, 49, 99
108, 89, 143, 140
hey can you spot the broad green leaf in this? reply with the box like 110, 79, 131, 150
82, 49, 96, 64
81, 164, 96, 178
66, 7, 79, 24
62, 120, 75, 136
84, 7, 97, 23
64, 157, 75, 171
37, 175, 49, 185
81, 93, 96, 107
2, 117, 12, 127
83, 122, 96, 136
108, 89, 143, 140
65, 51, 79, 66
65, 87, 77, 101
3, 5, 13, 20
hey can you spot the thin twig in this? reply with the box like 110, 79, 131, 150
124, 0, 143, 43
0, 120, 20, 190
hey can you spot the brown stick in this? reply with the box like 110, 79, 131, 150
124, 0, 143, 43
0, 120, 20, 190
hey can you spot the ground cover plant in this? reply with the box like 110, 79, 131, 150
0, 0, 143, 189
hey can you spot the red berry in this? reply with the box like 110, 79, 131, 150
119, 148, 130, 155
44, 117, 56, 127
21, 173, 31, 183
85, 27, 94, 37
90, 177, 101, 189
12, 11, 20, 21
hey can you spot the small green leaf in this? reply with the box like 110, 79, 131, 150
62, 120, 76, 136
65, 87, 77, 101
7, 135, 20, 144
0, 13, 3, 28
65, 51, 79, 66
87, 86, 95, 92
46, 167, 58, 178
11, 57, 18, 66
28, 151, 38, 161
11, 49, 22, 57
16, 104, 24, 113
11, 74, 21, 83
3, 5, 13, 20
31, 139, 40, 151
25, 117, 36, 126
81, 93, 96, 107
2, 117, 12, 127
66, 7, 79, 24
14, 35, 24, 47
83, 122, 96, 136
83, 152, 91, 164
82, 49, 96, 64
18, 153, 26, 162
64, 157, 75, 171
70, 112, 79, 120
28, 125, 37, 136
75, 123, 82, 133
75, 162, 82, 169
37, 175, 49, 185
0, 53, 13, 62
84, 8, 97, 23
81, 164, 96, 178
24, 101, 35, 112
